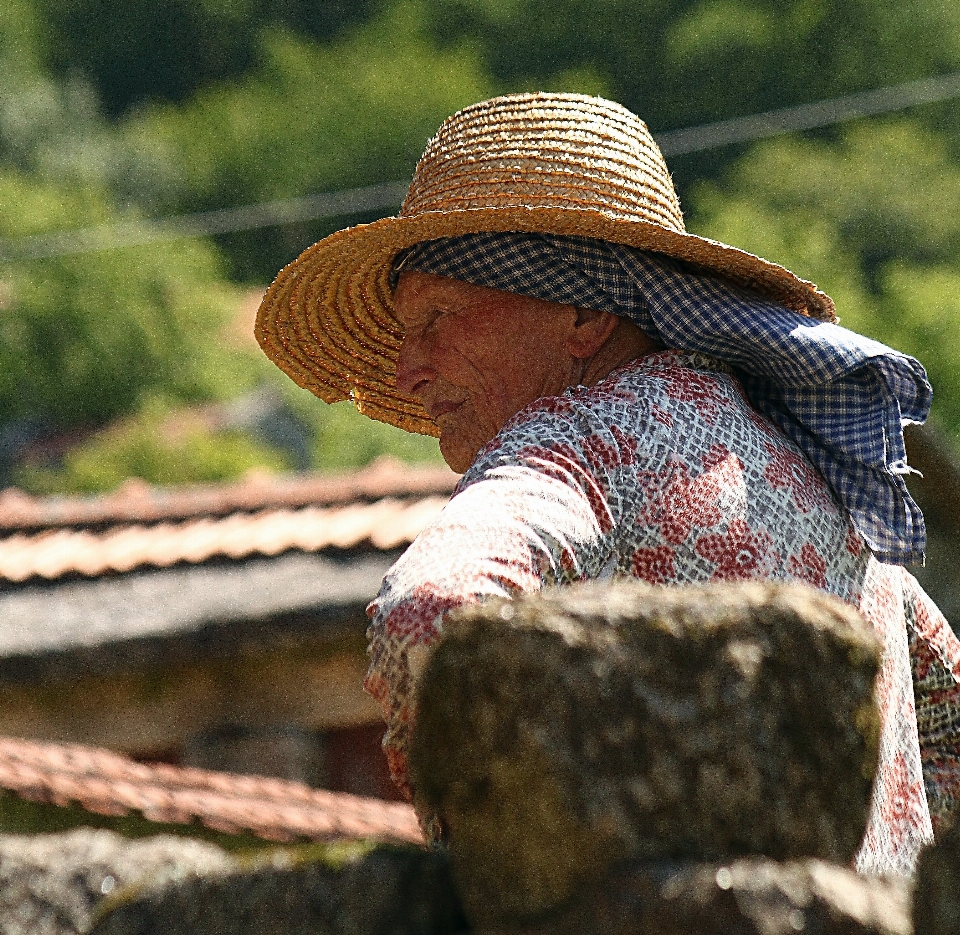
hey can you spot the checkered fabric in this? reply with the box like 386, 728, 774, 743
393, 233, 931, 566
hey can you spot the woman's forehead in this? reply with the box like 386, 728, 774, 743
394, 271, 573, 336
393, 271, 473, 324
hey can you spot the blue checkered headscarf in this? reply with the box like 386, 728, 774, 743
392, 232, 931, 566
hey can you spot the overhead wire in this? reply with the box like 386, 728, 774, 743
4, 70, 960, 262
0, 180, 411, 261
654, 70, 960, 155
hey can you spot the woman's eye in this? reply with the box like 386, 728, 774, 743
426, 308, 452, 329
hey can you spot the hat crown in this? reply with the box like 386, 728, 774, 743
401, 93, 686, 234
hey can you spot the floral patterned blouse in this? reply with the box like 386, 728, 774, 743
365, 350, 960, 874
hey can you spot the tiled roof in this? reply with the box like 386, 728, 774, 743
0, 736, 422, 845
0, 459, 457, 530
0, 460, 457, 583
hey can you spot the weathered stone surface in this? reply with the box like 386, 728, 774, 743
0, 828, 231, 935
485, 858, 911, 935
914, 816, 960, 934
411, 581, 881, 925
90, 842, 467, 935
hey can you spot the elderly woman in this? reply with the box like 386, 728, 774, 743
257, 93, 960, 874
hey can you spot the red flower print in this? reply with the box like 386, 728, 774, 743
362, 669, 390, 707
906, 587, 960, 680
654, 368, 726, 424
651, 404, 673, 427
701, 443, 732, 472
695, 518, 779, 581
383, 585, 463, 642
845, 525, 864, 557
762, 441, 836, 514
610, 425, 639, 465
787, 543, 827, 590
559, 547, 582, 581
877, 751, 926, 852
575, 427, 639, 473
632, 461, 697, 543
385, 746, 413, 800
869, 573, 899, 641
631, 545, 676, 585
521, 395, 577, 417
744, 403, 779, 439
581, 433, 620, 473
637, 449, 742, 546
604, 384, 640, 404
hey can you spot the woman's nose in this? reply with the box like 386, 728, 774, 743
395, 332, 436, 396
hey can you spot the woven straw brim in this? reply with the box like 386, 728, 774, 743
256, 206, 836, 437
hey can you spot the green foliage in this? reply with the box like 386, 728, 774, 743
121, 0, 496, 280
0, 0, 46, 75
688, 118, 960, 437
428, 0, 960, 119
0, 171, 257, 429
297, 399, 443, 472
34, 0, 383, 117
14, 389, 442, 494
0, 0, 96, 175
692, 121, 960, 277
0, 3, 177, 217
421, 0, 960, 185
6, 0, 960, 488
14, 399, 290, 494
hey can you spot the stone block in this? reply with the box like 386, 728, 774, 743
90, 842, 467, 935
914, 816, 960, 935
484, 858, 911, 935
0, 828, 230, 935
411, 581, 882, 925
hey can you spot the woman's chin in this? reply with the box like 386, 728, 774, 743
439, 433, 481, 475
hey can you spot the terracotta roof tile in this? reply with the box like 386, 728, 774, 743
0, 459, 458, 532
0, 736, 422, 845
0, 487, 451, 583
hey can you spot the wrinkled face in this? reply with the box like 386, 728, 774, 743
394, 272, 580, 473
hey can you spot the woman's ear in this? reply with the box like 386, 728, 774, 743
566, 308, 621, 359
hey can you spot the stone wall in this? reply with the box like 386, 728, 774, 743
1, 581, 957, 934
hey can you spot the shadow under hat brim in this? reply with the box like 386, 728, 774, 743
255, 205, 836, 438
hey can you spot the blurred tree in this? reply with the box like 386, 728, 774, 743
34, 0, 383, 117
421, 0, 960, 186
1, 0, 45, 74
7, 0, 960, 489
121, 0, 496, 280
0, 170, 258, 430
13, 398, 291, 494
0, 0, 93, 174
279, 389, 442, 471
0, 0, 182, 214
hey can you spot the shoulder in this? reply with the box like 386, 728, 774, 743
456, 350, 764, 499
602, 350, 752, 424
460, 351, 763, 478
566, 349, 759, 437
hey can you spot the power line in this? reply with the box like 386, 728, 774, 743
0, 180, 410, 261
655, 70, 960, 155
4, 70, 960, 262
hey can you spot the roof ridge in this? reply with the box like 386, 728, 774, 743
0, 458, 458, 532
0, 495, 451, 582
0, 735, 421, 845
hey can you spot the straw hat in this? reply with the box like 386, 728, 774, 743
256, 92, 836, 437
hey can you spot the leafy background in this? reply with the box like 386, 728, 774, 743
3, 0, 960, 495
